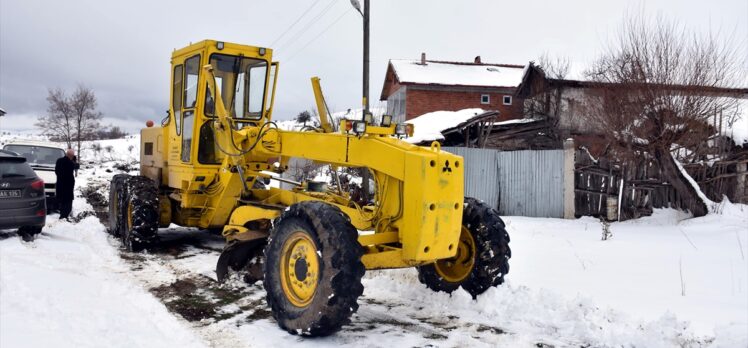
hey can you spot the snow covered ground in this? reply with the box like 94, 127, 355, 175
1, 134, 747, 347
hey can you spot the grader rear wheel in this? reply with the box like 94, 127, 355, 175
108, 174, 129, 237
263, 201, 364, 337
417, 197, 511, 299
122, 176, 159, 252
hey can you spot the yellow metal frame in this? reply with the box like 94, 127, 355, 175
139, 40, 465, 271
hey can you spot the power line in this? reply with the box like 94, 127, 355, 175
276, 0, 338, 52
284, 8, 352, 63
270, 0, 321, 48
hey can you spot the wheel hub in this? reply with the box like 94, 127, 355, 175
434, 226, 476, 283
280, 231, 320, 307
294, 257, 308, 281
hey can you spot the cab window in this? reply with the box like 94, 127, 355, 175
172, 64, 183, 135
204, 54, 267, 120
181, 54, 200, 163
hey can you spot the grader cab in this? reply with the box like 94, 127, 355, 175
108, 40, 511, 336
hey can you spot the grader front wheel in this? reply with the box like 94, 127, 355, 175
417, 197, 511, 299
263, 201, 364, 336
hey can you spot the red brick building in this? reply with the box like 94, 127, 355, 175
379, 54, 526, 122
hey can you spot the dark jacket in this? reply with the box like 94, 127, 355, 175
55, 156, 79, 201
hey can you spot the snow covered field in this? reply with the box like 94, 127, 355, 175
1, 134, 746, 347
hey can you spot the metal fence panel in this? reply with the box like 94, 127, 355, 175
443, 147, 500, 210
497, 149, 564, 217
444, 147, 565, 218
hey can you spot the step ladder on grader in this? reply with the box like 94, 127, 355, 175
108, 40, 511, 336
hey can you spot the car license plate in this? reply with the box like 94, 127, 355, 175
0, 190, 22, 198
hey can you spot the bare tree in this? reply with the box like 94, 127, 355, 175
296, 110, 312, 126
37, 88, 75, 149
69, 85, 103, 157
584, 14, 743, 217
538, 53, 571, 80
37, 85, 102, 158
521, 55, 571, 144
95, 125, 128, 139
523, 55, 571, 122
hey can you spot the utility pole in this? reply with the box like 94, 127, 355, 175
351, 0, 372, 202
362, 0, 370, 119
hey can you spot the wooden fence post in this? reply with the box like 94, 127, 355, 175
737, 161, 747, 204
563, 138, 576, 219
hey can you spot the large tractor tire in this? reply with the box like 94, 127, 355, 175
417, 197, 511, 299
108, 174, 130, 237
122, 176, 159, 252
263, 201, 365, 336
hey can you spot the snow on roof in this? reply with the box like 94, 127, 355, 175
493, 118, 539, 126
721, 98, 748, 145
390, 60, 526, 88
405, 108, 485, 144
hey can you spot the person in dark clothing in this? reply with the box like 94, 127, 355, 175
55, 149, 79, 220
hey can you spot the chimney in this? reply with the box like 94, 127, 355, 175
420, 52, 426, 65
474, 56, 482, 64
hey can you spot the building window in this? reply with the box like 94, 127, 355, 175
480, 94, 490, 104
387, 87, 407, 122
503, 95, 512, 105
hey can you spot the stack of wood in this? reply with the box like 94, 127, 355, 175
435, 111, 562, 150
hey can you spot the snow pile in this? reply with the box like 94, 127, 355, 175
330, 106, 386, 121
0, 216, 206, 348
507, 206, 748, 343
363, 270, 706, 347
0, 134, 141, 164
274, 107, 386, 131
77, 135, 141, 163
390, 59, 526, 87
405, 108, 485, 144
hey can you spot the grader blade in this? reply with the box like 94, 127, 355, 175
216, 239, 266, 283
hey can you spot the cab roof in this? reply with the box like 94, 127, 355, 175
171, 39, 274, 60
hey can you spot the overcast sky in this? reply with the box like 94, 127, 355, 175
1, 0, 746, 133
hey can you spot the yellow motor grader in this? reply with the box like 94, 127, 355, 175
108, 40, 510, 336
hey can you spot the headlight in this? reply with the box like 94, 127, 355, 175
395, 123, 407, 135
364, 112, 374, 124
354, 121, 367, 134
381, 114, 392, 127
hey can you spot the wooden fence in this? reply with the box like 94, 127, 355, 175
574, 150, 748, 220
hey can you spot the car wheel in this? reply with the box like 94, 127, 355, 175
18, 226, 43, 242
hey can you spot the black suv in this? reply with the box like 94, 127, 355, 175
0, 150, 46, 241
